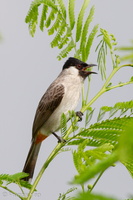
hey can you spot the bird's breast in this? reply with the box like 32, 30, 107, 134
40, 73, 83, 135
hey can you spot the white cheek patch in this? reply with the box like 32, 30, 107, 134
67, 66, 79, 75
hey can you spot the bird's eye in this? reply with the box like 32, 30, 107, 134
76, 65, 82, 70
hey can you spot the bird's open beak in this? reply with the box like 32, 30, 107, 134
81, 64, 97, 76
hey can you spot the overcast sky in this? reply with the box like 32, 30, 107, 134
0, 1, 133, 200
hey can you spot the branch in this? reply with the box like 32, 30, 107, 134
0, 185, 24, 200
106, 81, 133, 91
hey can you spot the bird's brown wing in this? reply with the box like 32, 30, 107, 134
32, 83, 65, 139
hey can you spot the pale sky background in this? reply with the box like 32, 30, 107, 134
0, 0, 133, 200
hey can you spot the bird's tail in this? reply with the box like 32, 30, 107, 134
22, 141, 41, 182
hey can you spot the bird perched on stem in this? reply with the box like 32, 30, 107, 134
22, 57, 96, 181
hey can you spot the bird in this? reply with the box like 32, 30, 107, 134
22, 57, 96, 181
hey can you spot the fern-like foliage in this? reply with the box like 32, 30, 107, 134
45, 8, 57, 28
85, 107, 94, 128
96, 29, 119, 79
57, 0, 66, 19
69, 116, 133, 183
119, 118, 133, 177
68, 117, 133, 147
97, 100, 133, 122
60, 113, 67, 136
72, 118, 133, 185
95, 39, 107, 80
68, 110, 79, 133
25, 0, 58, 36
0, 172, 32, 190
84, 24, 99, 61
73, 139, 113, 175
40, 4, 48, 31
57, 40, 75, 60
76, 0, 90, 43
68, 0, 75, 30
80, 6, 95, 52
25, 0, 98, 61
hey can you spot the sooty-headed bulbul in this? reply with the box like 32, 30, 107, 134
22, 57, 96, 181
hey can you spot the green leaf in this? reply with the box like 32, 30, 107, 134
85, 24, 99, 61
80, 6, 95, 55
68, 0, 75, 30
86, 143, 114, 161
72, 151, 118, 184
57, 0, 66, 19
96, 40, 107, 80
73, 140, 89, 174
96, 29, 118, 78
0, 174, 12, 183
68, 117, 133, 147
19, 180, 34, 190
60, 113, 67, 136
97, 106, 112, 122
109, 100, 133, 118
97, 100, 133, 122
0, 173, 34, 190
119, 118, 133, 177
58, 28, 72, 49
76, 0, 90, 42
51, 22, 66, 47
73, 142, 114, 175
57, 40, 75, 60
27, 6, 39, 37
25, 0, 58, 36
48, 13, 61, 35
40, 4, 48, 31
9, 172, 29, 181
45, 8, 57, 28
85, 107, 94, 127
0, 172, 29, 183
100, 29, 112, 49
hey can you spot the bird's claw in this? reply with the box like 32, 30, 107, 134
57, 137, 66, 143
76, 111, 83, 121
52, 132, 66, 143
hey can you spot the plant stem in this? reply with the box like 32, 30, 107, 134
18, 183, 26, 198
89, 171, 104, 193
81, 184, 85, 192
0, 185, 24, 200
107, 81, 133, 91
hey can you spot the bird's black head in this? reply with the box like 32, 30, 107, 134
63, 57, 96, 78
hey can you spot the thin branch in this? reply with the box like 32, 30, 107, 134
0, 185, 24, 200
89, 171, 104, 193
106, 81, 133, 91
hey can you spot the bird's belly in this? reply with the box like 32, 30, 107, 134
40, 85, 81, 136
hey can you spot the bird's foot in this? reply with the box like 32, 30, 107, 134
76, 111, 83, 121
52, 132, 66, 143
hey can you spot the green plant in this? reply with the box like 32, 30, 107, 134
0, 0, 133, 199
